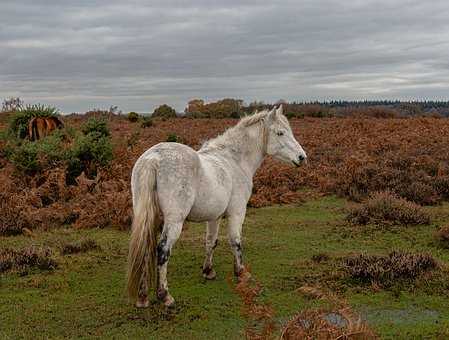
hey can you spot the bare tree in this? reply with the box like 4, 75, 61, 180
2, 97, 24, 112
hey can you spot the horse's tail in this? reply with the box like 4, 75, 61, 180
28, 117, 37, 140
127, 157, 159, 302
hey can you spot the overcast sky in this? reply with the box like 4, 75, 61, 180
2, 0, 449, 113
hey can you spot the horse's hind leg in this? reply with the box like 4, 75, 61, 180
136, 214, 162, 308
202, 219, 220, 280
156, 220, 183, 307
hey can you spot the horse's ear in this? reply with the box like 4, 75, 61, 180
267, 107, 277, 122
276, 104, 283, 115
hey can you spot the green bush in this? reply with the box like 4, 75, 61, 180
166, 133, 180, 143
10, 141, 40, 174
66, 157, 84, 184
81, 118, 110, 138
5, 115, 113, 180
9, 131, 68, 174
66, 132, 113, 182
141, 116, 153, 128
127, 112, 139, 122
9, 104, 59, 139
71, 133, 113, 166
152, 104, 177, 118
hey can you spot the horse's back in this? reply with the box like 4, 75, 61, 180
135, 142, 200, 221
133, 142, 234, 222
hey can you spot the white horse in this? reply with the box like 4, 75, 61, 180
127, 105, 307, 308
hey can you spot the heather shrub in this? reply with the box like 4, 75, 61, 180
344, 251, 437, 287
398, 181, 438, 206
0, 192, 30, 236
336, 155, 443, 205
433, 176, 449, 200
61, 239, 100, 255
0, 246, 58, 273
347, 191, 431, 226
127, 111, 139, 122
8, 104, 59, 139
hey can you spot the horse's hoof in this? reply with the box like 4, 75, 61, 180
157, 288, 175, 308
237, 268, 251, 282
135, 297, 149, 308
163, 294, 175, 308
203, 269, 217, 280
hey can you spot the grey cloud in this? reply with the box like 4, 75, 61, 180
1, 0, 449, 112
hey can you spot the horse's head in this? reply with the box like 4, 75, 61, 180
264, 105, 307, 167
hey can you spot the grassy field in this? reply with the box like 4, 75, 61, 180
1, 195, 449, 339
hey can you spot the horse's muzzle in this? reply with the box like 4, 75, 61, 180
293, 154, 307, 167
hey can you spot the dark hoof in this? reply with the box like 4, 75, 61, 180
202, 266, 217, 280
203, 268, 217, 280
163, 294, 175, 308
135, 296, 149, 308
157, 288, 175, 307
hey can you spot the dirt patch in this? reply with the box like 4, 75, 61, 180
435, 225, 449, 249
280, 286, 377, 339
231, 268, 276, 339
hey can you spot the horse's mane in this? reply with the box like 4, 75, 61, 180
199, 109, 270, 153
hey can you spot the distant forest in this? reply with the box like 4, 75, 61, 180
4, 97, 449, 119
184, 98, 449, 118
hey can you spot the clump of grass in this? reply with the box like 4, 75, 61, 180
166, 133, 181, 143
347, 191, 431, 226
343, 251, 438, 287
311, 253, 330, 263
0, 246, 58, 273
61, 239, 100, 255
435, 225, 449, 249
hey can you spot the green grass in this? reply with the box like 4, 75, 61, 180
1, 196, 449, 339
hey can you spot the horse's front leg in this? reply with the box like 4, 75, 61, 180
227, 211, 247, 277
202, 219, 220, 280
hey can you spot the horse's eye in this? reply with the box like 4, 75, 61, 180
277, 131, 284, 136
